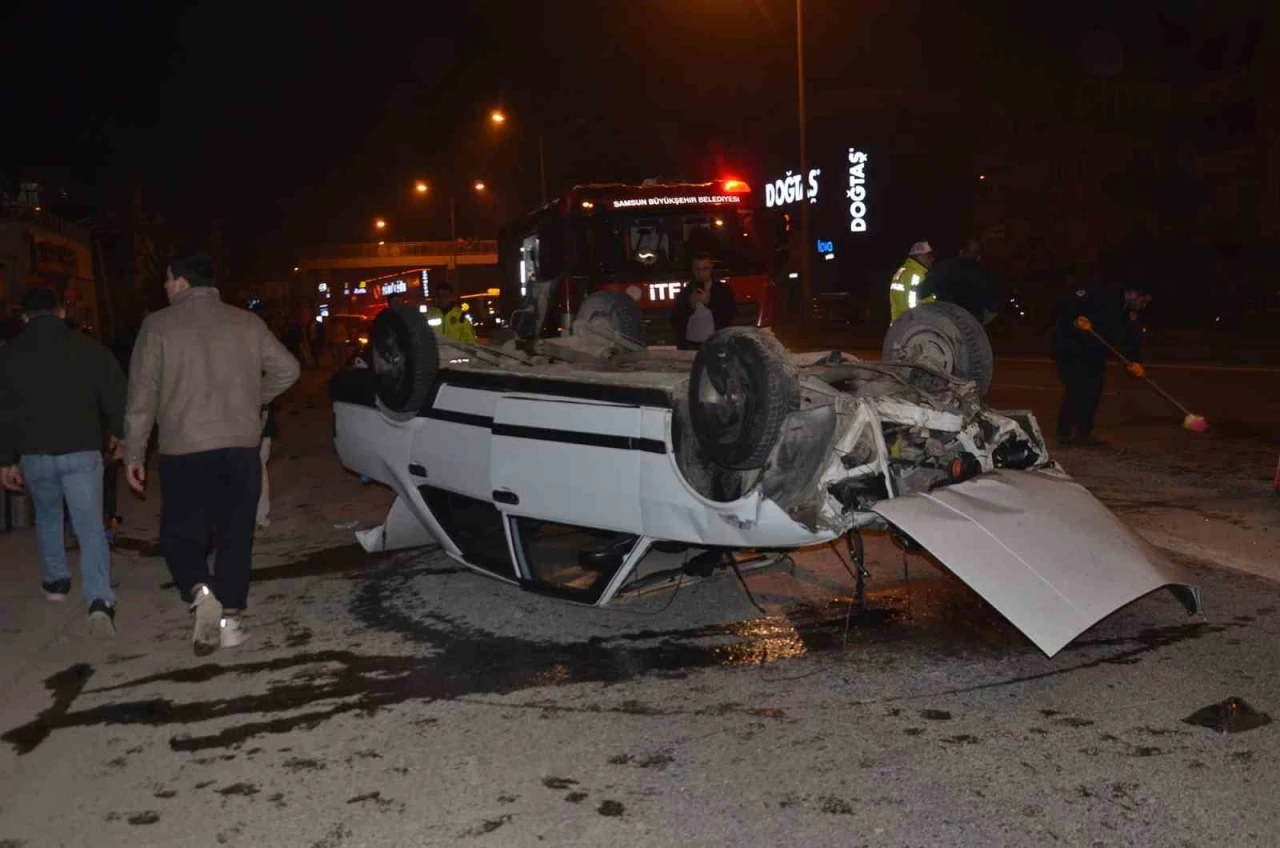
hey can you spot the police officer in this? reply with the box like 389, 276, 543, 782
1051, 269, 1150, 446
889, 241, 935, 322
428, 283, 477, 344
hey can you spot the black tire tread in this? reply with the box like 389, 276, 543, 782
882, 301, 994, 395
689, 327, 796, 470
371, 305, 438, 413
573, 290, 645, 342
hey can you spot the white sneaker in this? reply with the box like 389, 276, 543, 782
190, 584, 223, 657
219, 616, 250, 649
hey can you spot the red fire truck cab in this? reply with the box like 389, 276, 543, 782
498, 179, 774, 343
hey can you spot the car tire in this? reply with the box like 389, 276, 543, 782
882, 301, 994, 395
572, 290, 645, 344
689, 327, 796, 470
369, 305, 438, 414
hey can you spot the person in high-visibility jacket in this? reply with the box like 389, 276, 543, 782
888, 241, 936, 322
426, 283, 477, 344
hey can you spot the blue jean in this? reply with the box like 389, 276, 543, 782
19, 451, 114, 605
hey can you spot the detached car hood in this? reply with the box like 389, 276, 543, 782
873, 467, 1201, 657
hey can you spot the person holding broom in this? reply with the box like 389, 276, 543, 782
1051, 269, 1151, 447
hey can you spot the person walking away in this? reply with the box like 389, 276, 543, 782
888, 241, 936, 323
1050, 270, 1149, 446
431, 283, 477, 344
256, 402, 277, 531
0, 287, 127, 637
918, 238, 999, 324
124, 252, 300, 655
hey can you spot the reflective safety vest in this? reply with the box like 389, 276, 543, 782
424, 306, 445, 331
888, 257, 934, 322
439, 304, 477, 344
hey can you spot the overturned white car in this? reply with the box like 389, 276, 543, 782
330, 293, 1200, 657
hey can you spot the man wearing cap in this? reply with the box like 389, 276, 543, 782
889, 241, 935, 323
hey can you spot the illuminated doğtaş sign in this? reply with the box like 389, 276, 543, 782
847, 149, 868, 233
611, 195, 742, 209
764, 169, 820, 208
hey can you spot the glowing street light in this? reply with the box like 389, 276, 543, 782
414, 181, 428, 193
374, 218, 387, 230
488, 105, 546, 203
473, 180, 486, 192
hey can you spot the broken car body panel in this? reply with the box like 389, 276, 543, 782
872, 468, 1202, 656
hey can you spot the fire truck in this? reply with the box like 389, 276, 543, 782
497, 179, 774, 342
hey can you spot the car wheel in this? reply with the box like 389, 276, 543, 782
882, 301, 994, 395
370, 305, 438, 413
572, 290, 645, 344
689, 327, 796, 470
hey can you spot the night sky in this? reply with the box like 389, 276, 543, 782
2, 0, 1263, 281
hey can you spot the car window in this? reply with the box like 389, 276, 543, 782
511, 517, 639, 602
420, 487, 516, 578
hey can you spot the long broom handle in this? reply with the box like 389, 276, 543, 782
1080, 323, 1195, 418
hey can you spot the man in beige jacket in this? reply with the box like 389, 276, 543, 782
124, 252, 300, 655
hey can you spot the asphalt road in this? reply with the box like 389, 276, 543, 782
0, 359, 1276, 847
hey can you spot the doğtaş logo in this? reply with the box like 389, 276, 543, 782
848, 149, 868, 233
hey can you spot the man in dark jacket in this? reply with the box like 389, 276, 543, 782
1050, 272, 1149, 446
918, 238, 1000, 324
671, 252, 735, 348
0, 287, 127, 637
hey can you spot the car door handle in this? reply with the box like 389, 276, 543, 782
493, 490, 519, 505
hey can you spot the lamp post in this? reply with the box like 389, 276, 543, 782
411, 180, 488, 241
795, 0, 813, 331
491, 109, 547, 204
412, 180, 489, 285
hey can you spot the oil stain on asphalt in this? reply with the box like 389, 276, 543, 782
0, 546, 1238, 756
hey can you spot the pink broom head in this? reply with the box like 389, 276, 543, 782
1182, 413, 1210, 434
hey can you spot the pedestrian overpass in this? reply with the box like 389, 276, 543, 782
296, 240, 499, 274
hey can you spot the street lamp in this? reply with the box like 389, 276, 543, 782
489, 106, 546, 204
374, 218, 387, 230
411, 179, 489, 241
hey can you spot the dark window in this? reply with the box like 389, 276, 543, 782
511, 517, 639, 603
589, 209, 763, 282
418, 486, 514, 577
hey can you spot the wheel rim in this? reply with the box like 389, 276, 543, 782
372, 323, 407, 398
898, 327, 956, 373
695, 351, 754, 448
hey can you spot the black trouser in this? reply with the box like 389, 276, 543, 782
159, 447, 261, 610
1055, 356, 1106, 441
103, 459, 118, 519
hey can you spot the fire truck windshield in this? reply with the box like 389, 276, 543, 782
590, 207, 762, 280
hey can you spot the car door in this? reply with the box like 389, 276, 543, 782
490, 395, 652, 602
490, 395, 647, 531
